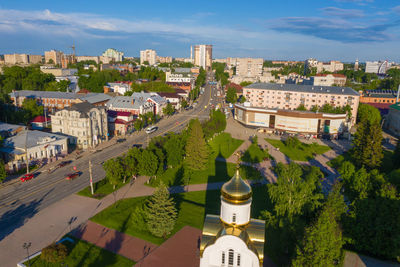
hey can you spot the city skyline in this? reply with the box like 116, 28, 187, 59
1, 0, 400, 61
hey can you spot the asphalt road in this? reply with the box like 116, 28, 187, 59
0, 72, 217, 236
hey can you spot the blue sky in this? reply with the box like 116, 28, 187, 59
1, 0, 400, 61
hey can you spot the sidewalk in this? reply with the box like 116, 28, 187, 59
71, 221, 157, 262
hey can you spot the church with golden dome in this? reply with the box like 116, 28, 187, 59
199, 163, 265, 267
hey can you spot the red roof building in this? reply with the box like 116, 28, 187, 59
31, 115, 51, 130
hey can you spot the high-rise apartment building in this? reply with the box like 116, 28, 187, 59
45, 50, 63, 65
102, 48, 124, 62
140, 49, 157, 65
235, 58, 263, 77
193, 45, 212, 70
4, 54, 29, 65
156, 56, 172, 63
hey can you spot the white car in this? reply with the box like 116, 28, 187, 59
145, 126, 158, 134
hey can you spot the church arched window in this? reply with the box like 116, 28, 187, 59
228, 249, 234, 265
237, 253, 241, 266
222, 251, 225, 265
232, 213, 236, 223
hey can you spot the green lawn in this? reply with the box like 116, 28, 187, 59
90, 187, 270, 246
266, 138, 330, 161
208, 132, 244, 159
241, 143, 270, 163
77, 178, 125, 199
148, 160, 263, 187
26, 235, 134, 267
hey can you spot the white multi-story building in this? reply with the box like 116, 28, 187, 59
305, 59, 344, 73
200, 168, 265, 267
365, 60, 392, 74
140, 49, 157, 65
312, 74, 347, 86
193, 44, 212, 70
102, 48, 124, 62
242, 83, 360, 124
51, 102, 108, 149
165, 71, 195, 83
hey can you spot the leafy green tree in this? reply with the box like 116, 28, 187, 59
285, 136, 301, 149
103, 158, 125, 189
310, 105, 319, 112
202, 109, 227, 139
0, 159, 6, 183
269, 163, 323, 222
239, 95, 246, 103
138, 149, 158, 177
393, 141, 400, 170
21, 98, 44, 123
164, 135, 185, 167
293, 184, 345, 267
124, 147, 141, 180
239, 81, 253, 87
47, 59, 54, 64
145, 182, 177, 238
226, 86, 238, 104
134, 119, 144, 131
163, 102, 175, 116
352, 120, 383, 169
185, 119, 209, 170
181, 99, 188, 109
357, 103, 381, 124
296, 104, 307, 111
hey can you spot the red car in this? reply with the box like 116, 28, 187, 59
20, 173, 34, 182
65, 172, 80, 180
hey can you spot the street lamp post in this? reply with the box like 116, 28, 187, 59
23, 242, 31, 267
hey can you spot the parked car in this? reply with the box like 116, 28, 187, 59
65, 172, 80, 180
58, 160, 72, 168
132, 144, 143, 148
145, 126, 158, 134
116, 138, 126, 143
20, 173, 34, 182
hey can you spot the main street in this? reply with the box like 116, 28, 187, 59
0, 72, 217, 241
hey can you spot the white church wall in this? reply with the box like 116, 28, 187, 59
200, 235, 259, 267
220, 198, 251, 225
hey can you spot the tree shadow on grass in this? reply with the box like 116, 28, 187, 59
0, 188, 54, 242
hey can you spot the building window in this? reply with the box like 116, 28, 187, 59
237, 254, 241, 266
228, 249, 234, 266
222, 251, 225, 265
232, 213, 236, 223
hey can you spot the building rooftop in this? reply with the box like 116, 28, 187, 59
2, 130, 67, 150
62, 102, 104, 118
390, 102, 400, 111
31, 115, 51, 123
363, 89, 398, 99
9, 90, 112, 104
106, 95, 152, 110
244, 82, 359, 96
0, 122, 26, 134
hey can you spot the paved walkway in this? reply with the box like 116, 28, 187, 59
71, 221, 158, 262
136, 226, 202, 267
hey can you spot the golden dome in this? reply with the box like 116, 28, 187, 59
221, 168, 252, 204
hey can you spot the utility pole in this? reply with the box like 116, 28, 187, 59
23, 242, 31, 267
89, 160, 94, 195
25, 130, 29, 174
